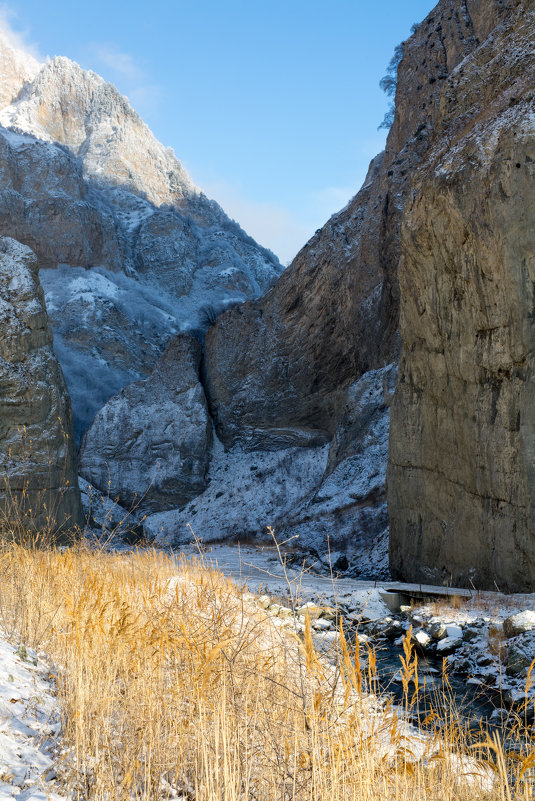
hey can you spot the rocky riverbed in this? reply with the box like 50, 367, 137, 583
172, 542, 535, 729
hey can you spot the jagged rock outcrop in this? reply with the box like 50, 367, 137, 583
0, 43, 282, 440
0, 55, 195, 207
201, 0, 515, 450
275, 364, 398, 578
0, 128, 124, 271
79, 335, 212, 513
388, 0, 535, 591
0, 236, 82, 532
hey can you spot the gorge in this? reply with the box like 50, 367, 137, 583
0, 0, 533, 591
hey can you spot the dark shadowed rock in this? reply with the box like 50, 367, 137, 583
79, 334, 212, 513
0, 236, 82, 532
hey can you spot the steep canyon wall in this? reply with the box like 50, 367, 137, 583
388, 0, 535, 591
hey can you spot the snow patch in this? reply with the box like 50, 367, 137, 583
0, 638, 65, 800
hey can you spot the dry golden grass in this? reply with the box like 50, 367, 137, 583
0, 541, 533, 800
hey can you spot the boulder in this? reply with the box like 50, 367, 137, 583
428, 622, 448, 641
79, 334, 212, 513
436, 635, 463, 655
506, 633, 535, 678
414, 629, 432, 649
0, 236, 82, 533
388, 1, 535, 591
503, 611, 535, 639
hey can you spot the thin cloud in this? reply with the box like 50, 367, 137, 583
91, 43, 144, 81
0, 4, 43, 61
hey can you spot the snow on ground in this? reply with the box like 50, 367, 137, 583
0, 638, 65, 800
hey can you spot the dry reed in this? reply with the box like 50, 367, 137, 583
0, 541, 533, 800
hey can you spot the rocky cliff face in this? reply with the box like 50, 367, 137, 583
79, 335, 212, 514
0, 236, 82, 532
0, 43, 282, 440
201, 0, 513, 451
163, 0, 517, 568
388, 0, 535, 591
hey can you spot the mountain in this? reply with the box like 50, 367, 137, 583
0, 44, 282, 440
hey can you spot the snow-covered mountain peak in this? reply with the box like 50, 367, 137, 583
0, 28, 41, 110
0, 54, 197, 206
0, 40, 283, 440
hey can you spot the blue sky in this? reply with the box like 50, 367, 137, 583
2, 1, 433, 262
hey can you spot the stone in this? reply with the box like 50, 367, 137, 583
296, 603, 323, 621
462, 628, 480, 643
428, 622, 448, 641
504, 689, 529, 709
503, 612, 535, 639
446, 625, 463, 640
312, 619, 332, 632
452, 657, 473, 674
0, 236, 82, 533
370, 617, 403, 640
490, 708, 509, 724
506, 642, 535, 678
388, 1, 535, 592
79, 334, 212, 513
414, 630, 432, 649
436, 636, 463, 655
276, 606, 292, 620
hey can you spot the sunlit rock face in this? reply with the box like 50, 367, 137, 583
388, 1, 535, 591
0, 236, 82, 532
201, 0, 514, 452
